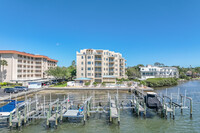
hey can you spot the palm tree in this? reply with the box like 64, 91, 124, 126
0, 60, 8, 82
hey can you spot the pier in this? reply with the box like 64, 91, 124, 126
0, 87, 193, 130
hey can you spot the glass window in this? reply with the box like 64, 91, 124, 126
88, 56, 91, 59
88, 62, 91, 65
88, 67, 91, 70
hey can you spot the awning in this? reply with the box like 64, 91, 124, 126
74, 78, 92, 81
103, 75, 117, 79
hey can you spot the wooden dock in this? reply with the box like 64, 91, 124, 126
0, 88, 193, 130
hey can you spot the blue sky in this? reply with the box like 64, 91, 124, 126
0, 0, 200, 67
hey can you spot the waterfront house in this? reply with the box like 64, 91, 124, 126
140, 65, 179, 80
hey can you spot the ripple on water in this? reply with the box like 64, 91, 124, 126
1, 80, 200, 133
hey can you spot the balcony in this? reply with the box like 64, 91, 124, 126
95, 70, 102, 73
95, 58, 102, 61
35, 71, 41, 73
95, 52, 102, 55
109, 65, 114, 68
95, 75, 102, 78
109, 59, 114, 62
35, 64, 42, 67
95, 64, 102, 67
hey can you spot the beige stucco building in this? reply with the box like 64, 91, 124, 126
76, 49, 126, 83
0, 50, 58, 83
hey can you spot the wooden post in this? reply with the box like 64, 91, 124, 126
56, 99, 59, 113
49, 104, 51, 117
60, 105, 63, 122
173, 105, 175, 120
181, 95, 183, 114
24, 105, 27, 124
44, 95, 46, 117
190, 98, 192, 118
162, 97, 165, 117
29, 100, 31, 112
35, 94, 38, 111
55, 110, 58, 129
137, 101, 139, 116
83, 105, 86, 125
170, 96, 172, 117
9, 112, 12, 130
87, 101, 90, 117
46, 111, 49, 128
18, 111, 21, 130
118, 107, 120, 125
144, 103, 146, 117
67, 97, 69, 112
109, 97, 112, 122
165, 104, 168, 119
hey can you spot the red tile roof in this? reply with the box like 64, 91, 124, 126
0, 50, 58, 62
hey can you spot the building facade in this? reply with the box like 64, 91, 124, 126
140, 65, 179, 80
76, 49, 126, 83
0, 50, 58, 82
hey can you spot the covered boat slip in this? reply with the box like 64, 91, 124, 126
0, 100, 24, 118
0, 87, 194, 130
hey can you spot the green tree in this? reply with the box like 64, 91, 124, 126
68, 60, 76, 80
46, 63, 76, 81
154, 62, 165, 67
0, 60, 8, 82
46, 67, 65, 80
126, 64, 144, 79
62, 67, 71, 79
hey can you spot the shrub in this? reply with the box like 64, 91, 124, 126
140, 80, 147, 86
0, 82, 7, 86
93, 82, 98, 87
117, 81, 123, 84
101, 82, 106, 87
85, 82, 90, 86
127, 82, 132, 87
144, 78, 178, 87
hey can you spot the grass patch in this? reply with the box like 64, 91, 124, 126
51, 83, 67, 87
144, 78, 178, 87
0, 86, 18, 89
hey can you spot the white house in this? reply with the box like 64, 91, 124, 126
140, 65, 179, 80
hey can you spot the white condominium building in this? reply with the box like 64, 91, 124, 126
0, 50, 58, 83
140, 65, 179, 80
76, 49, 126, 83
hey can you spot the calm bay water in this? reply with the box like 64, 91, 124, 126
1, 80, 200, 133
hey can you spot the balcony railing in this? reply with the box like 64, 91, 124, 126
95, 64, 102, 67
95, 58, 102, 61
95, 75, 102, 78
95, 52, 102, 55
